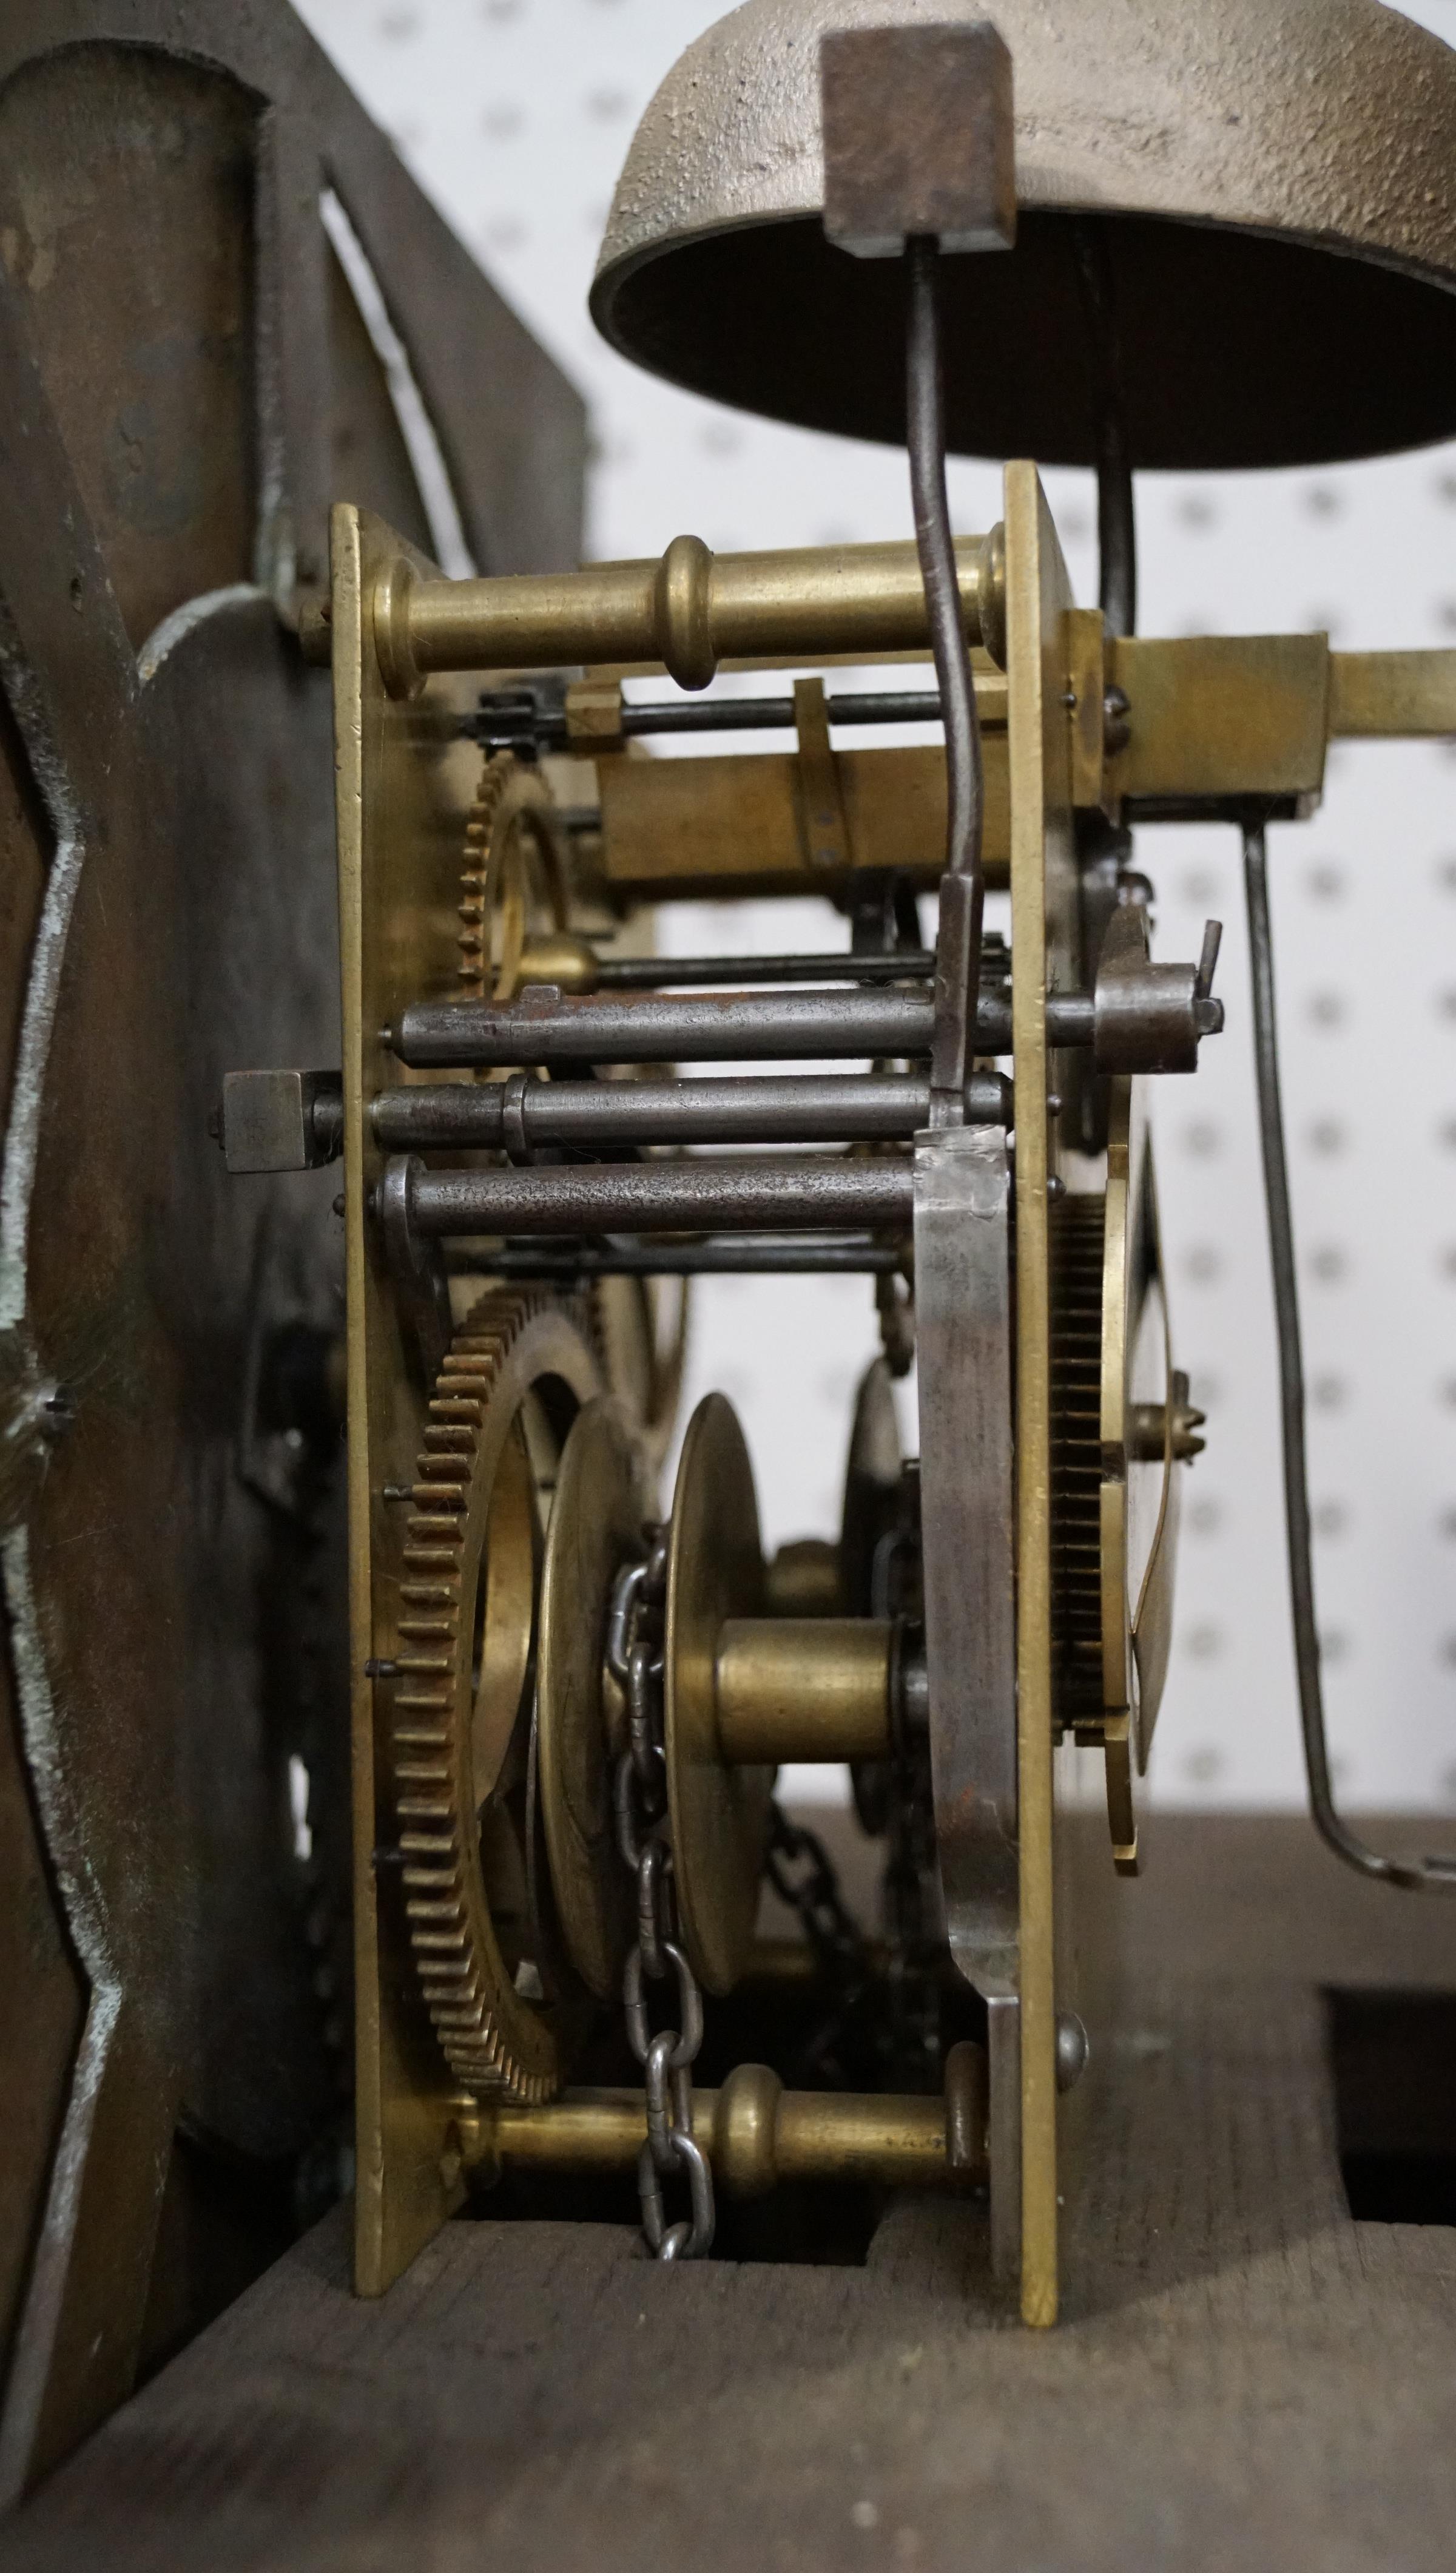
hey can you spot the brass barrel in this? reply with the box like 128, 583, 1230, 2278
374, 532, 995, 695
715, 1617, 892, 1763
466, 2052, 988, 2197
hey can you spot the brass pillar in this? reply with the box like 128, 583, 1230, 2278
462, 2049, 988, 2197
372, 532, 997, 694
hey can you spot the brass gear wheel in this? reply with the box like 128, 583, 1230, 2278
1049, 1082, 1191, 1878
1050, 1189, 1106, 1733
390, 1288, 602, 2102
591, 1272, 690, 1478
456, 757, 689, 1472
458, 750, 569, 1002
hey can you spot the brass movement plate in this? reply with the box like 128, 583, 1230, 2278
334, 504, 488, 2297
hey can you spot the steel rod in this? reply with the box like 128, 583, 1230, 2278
478, 1237, 905, 1277
372, 1070, 1011, 1152
396, 986, 934, 1065
616, 688, 946, 737
593, 950, 938, 989
391, 989, 1092, 1069
402, 1155, 914, 1239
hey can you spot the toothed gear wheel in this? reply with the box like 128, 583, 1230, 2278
1050, 1191, 1106, 1728
390, 1288, 602, 2102
589, 1273, 690, 1479
458, 749, 569, 1003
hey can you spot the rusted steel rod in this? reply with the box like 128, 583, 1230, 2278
481, 1237, 905, 1277
390, 987, 1093, 1069
399, 1154, 914, 1240
371, 1070, 1011, 1152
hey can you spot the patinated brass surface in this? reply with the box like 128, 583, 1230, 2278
538, 1398, 652, 2003
1005, 461, 1117, 2331
1095, 1081, 1175, 1873
582, 634, 1456, 910
592, 1275, 690, 1481
1108, 635, 1332, 808
456, 754, 570, 1004
714, 1618, 893, 1766
596, 734, 1010, 903
370, 533, 1000, 694
334, 504, 505, 2296
664, 1396, 773, 1998
470, 2064, 986, 2194
385, 1290, 601, 2104
1006, 460, 1069, 2328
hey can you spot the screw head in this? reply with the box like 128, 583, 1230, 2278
1056, 2011, 1090, 2094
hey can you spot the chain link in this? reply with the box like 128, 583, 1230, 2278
871, 1489, 943, 2092
767, 1807, 867, 1983
607, 1536, 715, 2261
767, 1804, 879, 2087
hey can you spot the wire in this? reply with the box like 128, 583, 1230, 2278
1243, 820, 1456, 1891
1071, 217, 1136, 640
906, 237, 985, 1119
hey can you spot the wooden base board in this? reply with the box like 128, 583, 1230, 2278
6, 1815, 1456, 2571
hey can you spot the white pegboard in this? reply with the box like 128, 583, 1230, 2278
294, 0, 1456, 1811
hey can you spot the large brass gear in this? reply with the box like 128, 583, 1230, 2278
1050, 1081, 1198, 1876
457, 750, 570, 1003
390, 1288, 602, 2102
592, 1271, 690, 1478
1049, 1189, 1107, 1735
457, 755, 691, 1470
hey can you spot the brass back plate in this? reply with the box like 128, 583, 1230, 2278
334, 503, 485, 2296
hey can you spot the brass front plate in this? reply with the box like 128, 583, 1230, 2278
333, 503, 485, 2297
1006, 463, 1111, 2328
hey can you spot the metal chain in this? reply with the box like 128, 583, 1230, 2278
767, 1805, 877, 2088
607, 1533, 715, 2260
881, 1752, 942, 2091
767, 1807, 866, 1983
872, 1498, 943, 2092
